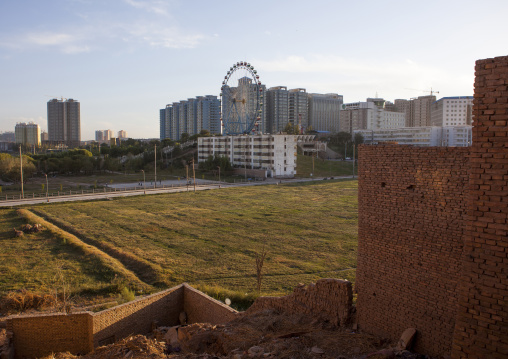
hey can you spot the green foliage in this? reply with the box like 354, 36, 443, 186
199, 154, 232, 171
118, 287, 135, 303
283, 122, 301, 135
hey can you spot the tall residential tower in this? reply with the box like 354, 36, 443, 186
47, 98, 81, 147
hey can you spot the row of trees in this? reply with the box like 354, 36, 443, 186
0, 153, 37, 183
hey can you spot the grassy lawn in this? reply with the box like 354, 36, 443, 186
296, 155, 357, 178
0, 209, 120, 298
21, 180, 358, 298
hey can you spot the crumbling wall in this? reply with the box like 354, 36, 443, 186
93, 284, 184, 347
7, 312, 93, 359
451, 55, 508, 359
356, 145, 470, 357
246, 279, 352, 326
183, 284, 238, 324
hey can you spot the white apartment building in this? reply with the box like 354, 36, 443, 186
431, 96, 473, 126
340, 98, 405, 133
118, 130, 128, 139
198, 134, 312, 178
355, 126, 472, 147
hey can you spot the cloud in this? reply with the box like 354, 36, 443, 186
0, 1, 205, 53
254, 55, 472, 100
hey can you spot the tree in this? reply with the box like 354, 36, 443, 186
180, 133, 190, 143
283, 122, 300, 135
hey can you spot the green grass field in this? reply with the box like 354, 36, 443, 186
1, 179, 358, 309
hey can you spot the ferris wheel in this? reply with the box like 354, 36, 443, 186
220, 61, 263, 135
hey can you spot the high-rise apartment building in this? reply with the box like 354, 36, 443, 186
430, 96, 473, 127
395, 95, 436, 127
265, 86, 289, 133
308, 93, 343, 133
41, 131, 49, 142
289, 88, 308, 132
47, 98, 80, 147
117, 130, 128, 139
160, 95, 221, 141
15, 122, 41, 146
95, 129, 113, 143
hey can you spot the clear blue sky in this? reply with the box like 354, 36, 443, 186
0, 0, 506, 140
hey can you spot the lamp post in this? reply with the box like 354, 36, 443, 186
141, 169, 146, 194
45, 173, 49, 201
217, 166, 221, 183
19, 146, 24, 199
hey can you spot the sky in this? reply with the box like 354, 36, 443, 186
0, 0, 506, 140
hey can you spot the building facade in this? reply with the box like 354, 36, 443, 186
95, 129, 113, 143
47, 98, 81, 147
265, 86, 289, 134
198, 134, 308, 178
15, 122, 41, 146
160, 95, 221, 141
355, 125, 472, 147
118, 130, 128, 139
430, 96, 473, 127
308, 93, 343, 133
340, 98, 405, 134
289, 88, 309, 132
394, 95, 436, 127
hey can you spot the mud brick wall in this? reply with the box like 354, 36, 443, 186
356, 145, 470, 357
451, 55, 508, 358
246, 279, 352, 326
183, 284, 238, 324
7, 312, 93, 359
92, 284, 184, 347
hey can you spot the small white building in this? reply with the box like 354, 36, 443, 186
198, 134, 313, 178
355, 126, 472, 147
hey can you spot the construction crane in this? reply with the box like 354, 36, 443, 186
404, 88, 440, 97
44, 95, 68, 101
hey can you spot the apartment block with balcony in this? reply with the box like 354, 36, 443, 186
198, 134, 307, 178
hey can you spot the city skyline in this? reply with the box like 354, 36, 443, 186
0, 0, 506, 140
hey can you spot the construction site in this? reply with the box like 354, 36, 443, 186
1, 55, 507, 359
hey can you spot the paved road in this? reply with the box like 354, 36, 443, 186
0, 176, 354, 207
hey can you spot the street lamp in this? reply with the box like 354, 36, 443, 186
217, 166, 221, 183
141, 169, 146, 194
45, 173, 49, 202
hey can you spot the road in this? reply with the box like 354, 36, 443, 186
0, 176, 354, 207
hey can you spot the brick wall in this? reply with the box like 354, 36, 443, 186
7, 312, 93, 359
451, 55, 508, 358
246, 279, 353, 326
6, 284, 240, 358
92, 285, 184, 347
356, 145, 470, 357
183, 284, 238, 324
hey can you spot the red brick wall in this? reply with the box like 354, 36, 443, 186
246, 279, 353, 326
7, 312, 93, 359
356, 145, 470, 357
92, 285, 184, 346
451, 55, 508, 359
183, 284, 238, 324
